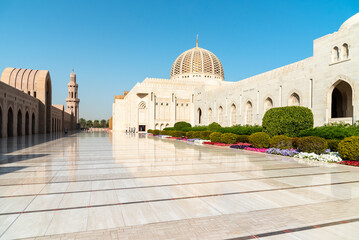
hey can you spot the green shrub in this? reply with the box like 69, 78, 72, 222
236, 135, 249, 143
186, 131, 196, 139
208, 122, 222, 132
270, 135, 293, 149
338, 136, 359, 160
292, 137, 300, 149
248, 132, 270, 148
220, 125, 262, 135
152, 130, 160, 135
160, 130, 169, 135
147, 129, 153, 133
200, 131, 212, 140
297, 136, 328, 154
209, 132, 222, 143
163, 127, 175, 131
174, 122, 192, 131
299, 122, 359, 140
262, 106, 313, 137
171, 131, 186, 137
191, 126, 208, 131
327, 139, 340, 152
192, 131, 202, 138
220, 133, 238, 144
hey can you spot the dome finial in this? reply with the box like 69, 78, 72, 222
196, 34, 198, 47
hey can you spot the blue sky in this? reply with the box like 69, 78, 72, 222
0, 0, 358, 120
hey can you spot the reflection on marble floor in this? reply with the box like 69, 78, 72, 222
0, 132, 359, 239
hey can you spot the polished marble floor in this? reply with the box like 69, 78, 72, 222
0, 132, 359, 239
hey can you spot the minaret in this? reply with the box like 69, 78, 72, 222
66, 69, 80, 123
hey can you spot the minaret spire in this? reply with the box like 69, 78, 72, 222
196, 34, 198, 47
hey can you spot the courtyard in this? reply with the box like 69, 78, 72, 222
0, 132, 358, 239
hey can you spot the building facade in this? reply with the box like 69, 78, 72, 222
0, 68, 79, 138
112, 13, 359, 132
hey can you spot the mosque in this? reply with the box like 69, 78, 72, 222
112, 13, 359, 132
0, 68, 80, 138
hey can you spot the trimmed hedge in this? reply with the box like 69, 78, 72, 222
208, 122, 222, 132
174, 122, 191, 131
186, 131, 196, 139
297, 136, 328, 154
163, 127, 175, 131
248, 132, 270, 148
327, 139, 340, 152
160, 130, 169, 135
338, 136, 359, 160
219, 125, 262, 135
209, 132, 222, 143
171, 131, 186, 137
152, 130, 160, 135
299, 123, 359, 140
147, 129, 153, 133
270, 135, 292, 149
220, 133, 238, 144
236, 135, 249, 143
263, 106, 313, 137
200, 131, 212, 140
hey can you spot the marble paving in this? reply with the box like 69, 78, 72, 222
0, 132, 359, 239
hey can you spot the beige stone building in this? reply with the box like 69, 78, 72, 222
0, 68, 80, 138
112, 13, 359, 132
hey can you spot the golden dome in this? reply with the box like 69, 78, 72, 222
170, 45, 224, 80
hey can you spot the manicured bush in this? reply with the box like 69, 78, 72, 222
291, 137, 300, 149
220, 133, 238, 144
270, 135, 293, 149
160, 130, 169, 135
297, 136, 328, 154
262, 106, 313, 137
192, 131, 202, 138
327, 139, 340, 152
147, 129, 153, 133
248, 132, 270, 148
220, 125, 262, 135
338, 136, 359, 160
236, 135, 249, 143
152, 130, 160, 135
209, 132, 222, 143
200, 131, 212, 140
299, 122, 359, 140
208, 122, 222, 131
171, 131, 186, 137
186, 131, 196, 139
163, 127, 175, 131
174, 122, 192, 131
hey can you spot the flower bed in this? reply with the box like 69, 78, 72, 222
203, 142, 231, 146
339, 161, 359, 167
244, 147, 267, 153
265, 148, 299, 157
230, 143, 252, 149
294, 152, 342, 163
187, 138, 201, 142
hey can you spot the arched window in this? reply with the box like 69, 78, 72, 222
245, 101, 253, 125
342, 43, 349, 60
208, 108, 213, 124
17, 109, 22, 136
289, 93, 300, 106
197, 108, 202, 124
25, 112, 29, 135
155, 123, 159, 130
218, 106, 223, 125
138, 101, 146, 109
264, 98, 273, 112
331, 80, 353, 118
230, 104, 236, 126
332, 46, 339, 62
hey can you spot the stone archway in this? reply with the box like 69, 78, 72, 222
0, 107, 2, 137
197, 108, 202, 124
331, 81, 353, 118
7, 108, 13, 137
17, 110, 22, 136
32, 113, 35, 134
25, 112, 30, 135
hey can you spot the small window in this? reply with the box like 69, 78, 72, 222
34, 92, 37, 98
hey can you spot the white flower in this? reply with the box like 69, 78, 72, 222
294, 152, 341, 162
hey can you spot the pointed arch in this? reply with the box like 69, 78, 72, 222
7, 107, 13, 137
230, 104, 236, 126
245, 101, 253, 125
288, 93, 300, 106
25, 112, 29, 135
17, 109, 22, 136
218, 106, 223, 125
330, 80, 353, 118
264, 97, 273, 112
208, 108, 213, 124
